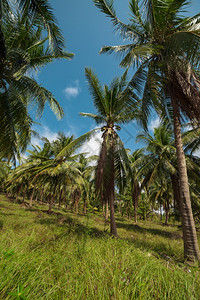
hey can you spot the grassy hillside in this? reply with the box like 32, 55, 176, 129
0, 194, 199, 299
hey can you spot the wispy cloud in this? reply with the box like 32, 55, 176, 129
79, 128, 102, 157
30, 126, 60, 149
149, 118, 160, 131
64, 80, 81, 99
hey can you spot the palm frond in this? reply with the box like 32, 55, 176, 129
93, 0, 140, 40
18, 0, 66, 54
85, 67, 108, 116
80, 112, 105, 125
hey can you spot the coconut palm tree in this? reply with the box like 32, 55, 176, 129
0, 0, 69, 70
149, 173, 173, 224
80, 67, 135, 235
128, 149, 144, 223
94, 0, 200, 261
0, 13, 72, 161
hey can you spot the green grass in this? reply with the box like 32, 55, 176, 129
0, 195, 199, 299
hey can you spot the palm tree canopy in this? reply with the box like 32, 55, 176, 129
94, 0, 200, 125
81, 67, 138, 126
81, 68, 134, 194
0, 0, 72, 56
0, 12, 72, 161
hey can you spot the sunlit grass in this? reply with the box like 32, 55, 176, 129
0, 194, 199, 299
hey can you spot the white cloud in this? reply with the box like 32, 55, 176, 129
64, 80, 81, 99
30, 126, 60, 149
42, 126, 59, 143
31, 136, 43, 148
149, 118, 160, 131
79, 129, 102, 157
194, 148, 200, 157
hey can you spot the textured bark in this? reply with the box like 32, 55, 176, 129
40, 189, 44, 204
48, 195, 52, 214
102, 200, 105, 217
15, 183, 23, 202
22, 191, 26, 204
109, 142, 117, 236
171, 174, 181, 216
164, 199, 170, 225
29, 187, 35, 207
72, 188, 81, 214
132, 181, 139, 223
105, 199, 109, 221
58, 189, 62, 208
160, 204, 162, 222
172, 98, 200, 261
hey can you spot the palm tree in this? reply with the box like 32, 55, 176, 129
80, 68, 135, 235
128, 149, 144, 223
0, 0, 69, 72
0, 13, 72, 161
94, 0, 200, 261
76, 154, 98, 214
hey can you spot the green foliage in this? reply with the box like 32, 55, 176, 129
9, 284, 29, 300
0, 196, 200, 299
0, 8, 73, 162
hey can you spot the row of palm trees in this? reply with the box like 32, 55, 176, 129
93, 0, 200, 261
3, 116, 200, 231
1, 0, 200, 262
2, 68, 200, 261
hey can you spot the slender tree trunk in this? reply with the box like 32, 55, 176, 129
102, 200, 105, 217
132, 182, 139, 223
40, 189, 44, 204
160, 203, 162, 222
165, 199, 169, 225
105, 199, 109, 221
165, 210, 169, 225
73, 189, 81, 214
15, 183, 23, 202
22, 191, 26, 204
109, 143, 117, 236
171, 174, 181, 220
48, 195, 52, 214
58, 189, 62, 208
172, 99, 200, 261
29, 187, 35, 207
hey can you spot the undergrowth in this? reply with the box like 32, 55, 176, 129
0, 195, 199, 299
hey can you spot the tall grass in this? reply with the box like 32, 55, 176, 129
0, 195, 199, 299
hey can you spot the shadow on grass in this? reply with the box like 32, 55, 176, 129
116, 222, 181, 240
1, 197, 184, 261
116, 222, 183, 261
0, 211, 15, 216
37, 215, 108, 239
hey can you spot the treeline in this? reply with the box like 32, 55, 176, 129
0, 0, 200, 262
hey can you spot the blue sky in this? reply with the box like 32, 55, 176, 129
30, 0, 200, 156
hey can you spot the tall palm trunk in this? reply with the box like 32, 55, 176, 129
15, 183, 23, 202
109, 139, 117, 236
164, 199, 170, 225
48, 194, 52, 214
132, 181, 139, 223
58, 188, 62, 208
105, 199, 109, 221
29, 187, 35, 207
171, 174, 181, 219
172, 98, 200, 261
102, 194, 109, 221
40, 189, 44, 204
